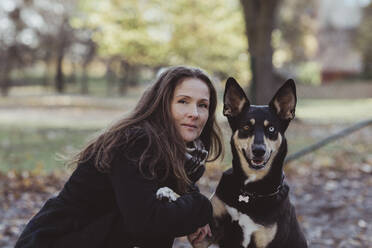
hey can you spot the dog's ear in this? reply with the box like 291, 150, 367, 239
269, 79, 297, 121
223, 77, 250, 117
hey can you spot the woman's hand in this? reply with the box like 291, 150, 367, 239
187, 224, 212, 245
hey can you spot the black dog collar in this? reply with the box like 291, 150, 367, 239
216, 169, 289, 209
238, 173, 286, 203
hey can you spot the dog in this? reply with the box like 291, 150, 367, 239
193, 77, 308, 248
157, 77, 307, 247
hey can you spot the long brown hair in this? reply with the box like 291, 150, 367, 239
70, 66, 223, 193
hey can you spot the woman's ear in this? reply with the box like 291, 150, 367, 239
269, 79, 297, 121
223, 77, 250, 118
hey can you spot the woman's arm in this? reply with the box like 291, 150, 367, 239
109, 137, 212, 239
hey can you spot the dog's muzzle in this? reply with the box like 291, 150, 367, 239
242, 149, 272, 170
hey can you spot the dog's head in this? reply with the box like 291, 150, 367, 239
223, 77, 296, 182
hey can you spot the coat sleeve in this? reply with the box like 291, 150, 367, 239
108, 135, 213, 239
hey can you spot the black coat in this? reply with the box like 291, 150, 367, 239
15, 131, 213, 248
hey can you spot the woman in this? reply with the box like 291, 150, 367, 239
15, 66, 223, 248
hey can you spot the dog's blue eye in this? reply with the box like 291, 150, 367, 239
268, 126, 275, 133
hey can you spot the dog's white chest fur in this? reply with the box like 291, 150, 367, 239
225, 205, 277, 248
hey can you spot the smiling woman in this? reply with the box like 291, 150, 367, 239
171, 78, 210, 143
15, 66, 223, 248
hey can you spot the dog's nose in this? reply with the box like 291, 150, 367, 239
252, 144, 266, 157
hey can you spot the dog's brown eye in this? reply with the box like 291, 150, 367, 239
243, 125, 250, 131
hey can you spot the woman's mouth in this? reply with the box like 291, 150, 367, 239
182, 124, 197, 129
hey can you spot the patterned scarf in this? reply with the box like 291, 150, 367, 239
184, 139, 208, 183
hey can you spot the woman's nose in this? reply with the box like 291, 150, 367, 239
187, 104, 199, 119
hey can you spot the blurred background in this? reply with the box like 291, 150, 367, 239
0, 0, 371, 247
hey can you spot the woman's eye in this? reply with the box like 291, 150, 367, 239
268, 126, 275, 133
199, 103, 209, 109
178, 99, 187, 104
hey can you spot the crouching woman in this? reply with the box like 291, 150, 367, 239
15, 66, 223, 248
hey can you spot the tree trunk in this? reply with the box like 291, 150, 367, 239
70, 62, 77, 85
0, 66, 11, 97
80, 40, 96, 95
119, 60, 130, 96
43, 59, 50, 87
105, 59, 117, 96
0, 47, 16, 96
80, 64, 89, 95
240, 0, 281, 104
54, 17, 70, 94
362, 49, 372, 79
55, 50, 65, 93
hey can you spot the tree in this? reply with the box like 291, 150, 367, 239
77, 0, 247, 89
0, 0, 89, 95
240, 0, 281, 104
165, 0, 246, 79
75, 0, 168, 94
0, 6, 30, 96
276, 0, 318, 65
55, 17, 75, 93
357, 2, 372, 79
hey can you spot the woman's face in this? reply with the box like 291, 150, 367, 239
171, 78, 210, 143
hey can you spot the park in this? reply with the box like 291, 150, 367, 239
0, 0, 371, 247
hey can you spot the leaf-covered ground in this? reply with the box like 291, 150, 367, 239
1, 123, 371, 248
1, 91, 371, 247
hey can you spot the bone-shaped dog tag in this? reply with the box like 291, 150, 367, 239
239, 194, 249, 203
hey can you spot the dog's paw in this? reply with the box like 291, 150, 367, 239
156, 187, 180, 202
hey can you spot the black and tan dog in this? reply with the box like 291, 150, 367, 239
156, 78, 308, 247
194, 78, 307, 248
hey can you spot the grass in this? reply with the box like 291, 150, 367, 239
0, 126, 98, 173
1, 114, 370, 173
1, 83, 372, 172
7, 76, 149, 98
296, 98, 372, 122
